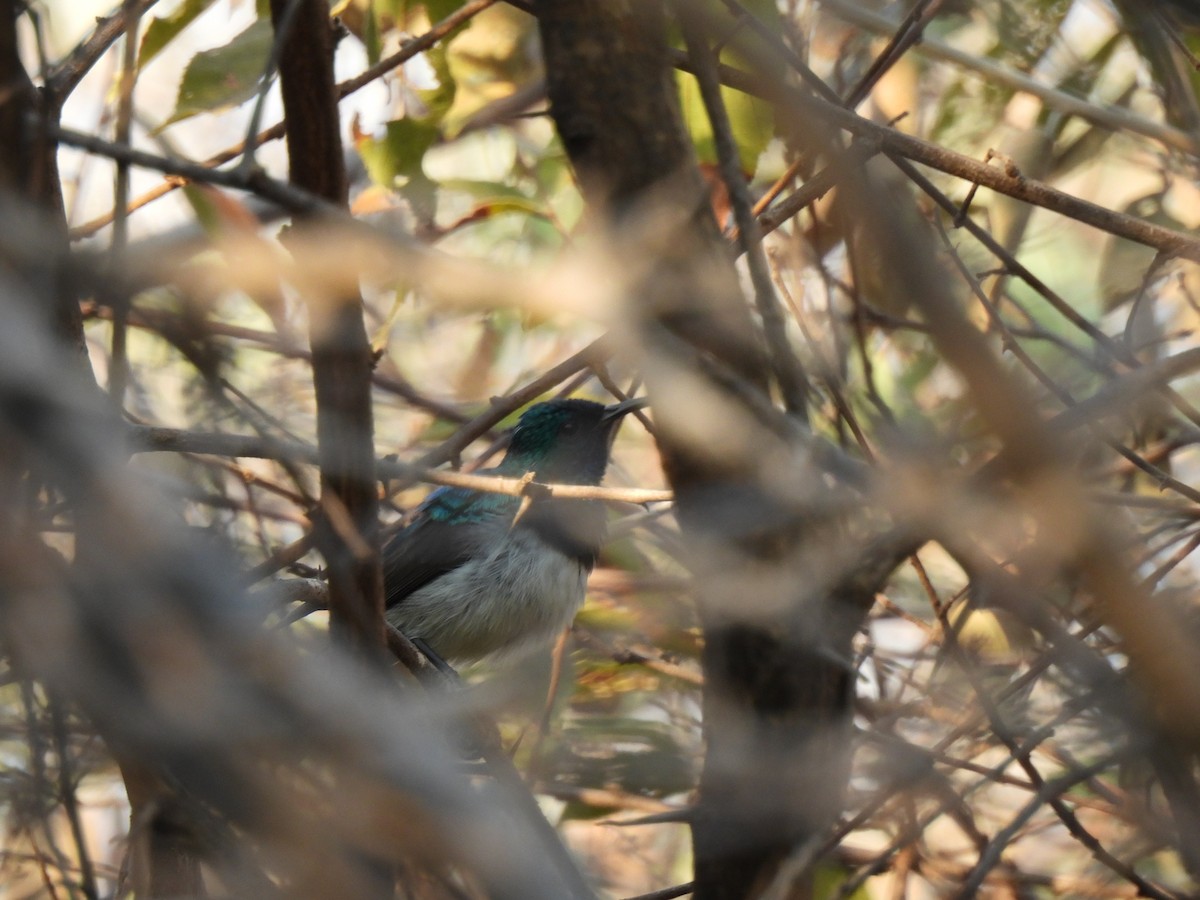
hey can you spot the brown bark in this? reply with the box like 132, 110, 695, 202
269, 0, 385, 656
119, 762, 207, 898
1, 7, 205, 895
534, 3, 906, 897
535, 0, 765, 384
0, 1, 88, 359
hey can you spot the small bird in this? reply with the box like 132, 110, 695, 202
383, 397, 645, 663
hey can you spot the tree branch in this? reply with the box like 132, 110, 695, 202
269, 0, 384, 654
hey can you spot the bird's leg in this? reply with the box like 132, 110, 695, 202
397, 636, 490, 760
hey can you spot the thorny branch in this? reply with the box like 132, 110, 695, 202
8, 1, 1200, 899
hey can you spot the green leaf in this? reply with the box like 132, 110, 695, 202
181, 184, 222, 233
418, 44, 457, 123
473, 196, 548, 219
357, 117, 440, 187
375, 0, 410, 18
425, 0, 467, 22
364, 0, 382, 66
372, 0, 468, 25
813, 861, 872, 900
138, 0, 219, 69
677, 71, 775, 172
435, 179, 528, 200
946, 603, 1031, 663
672, 0, 781, 172
155, 17, 272, 132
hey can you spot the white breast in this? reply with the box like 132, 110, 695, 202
386, 528, 588, 662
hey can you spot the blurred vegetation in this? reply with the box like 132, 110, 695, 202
4, 0, 1200, 898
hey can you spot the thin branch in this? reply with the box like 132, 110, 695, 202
676, 2, 811, 417
953, 754, 1124, 898
81, 300, 469, 422
62, 25, 1200, 269
126, 424, 672, 504
820, 0, 1200, 157
68, 0, 498, 239
106, 0, 141, 411
45, 0, 160, 101
239, 0, 304, 172
621, 883, 694, 900
401, 337, 610, 475
933, 566, 1173, 899
49, 120, 334, 214
667, 49, 1200, 262
930, 213, 1200, 508
753, 139, 879, 240
894, 152, 1200, 437
48, 702, 99, 900
842, 0, 946, 109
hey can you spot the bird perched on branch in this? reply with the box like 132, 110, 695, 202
383, 397, 645, 664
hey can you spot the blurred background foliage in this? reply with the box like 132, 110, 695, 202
6, 0, 1200, 897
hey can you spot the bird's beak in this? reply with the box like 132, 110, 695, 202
601, 397, 648, 423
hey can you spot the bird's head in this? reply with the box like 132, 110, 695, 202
499, 398, 645, 485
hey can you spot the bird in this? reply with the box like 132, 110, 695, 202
382, 397, 645, 664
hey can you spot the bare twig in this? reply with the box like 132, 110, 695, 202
126, 423, 672, 504
45, 0, 160, 100
68, 0, 498, 238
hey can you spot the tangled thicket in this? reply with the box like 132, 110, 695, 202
4, 1, 1200, 898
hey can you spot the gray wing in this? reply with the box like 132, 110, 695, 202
381, 486, 513, 607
